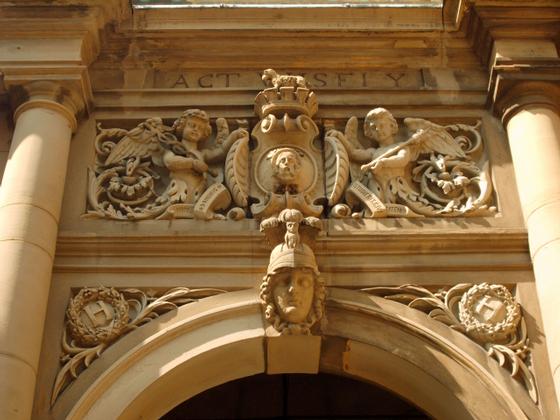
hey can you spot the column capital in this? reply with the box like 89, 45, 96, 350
9, 80, 86, 133
488, 59, 560, 125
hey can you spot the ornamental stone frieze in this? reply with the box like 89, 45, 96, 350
363, 283, 537, 403
86, 69, 495, 221
52, 286, 226, 405
52, 282, 539, 409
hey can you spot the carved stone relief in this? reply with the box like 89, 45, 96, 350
362, 283, 537, 403
330, 109, 495, 218
52, 282, 537, 407
86, 69, 495, 220
259, 209, 325, 335
51, 286, 225, 405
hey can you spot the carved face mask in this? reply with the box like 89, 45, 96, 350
271, 267, 315, 324
274, 150, 301, 183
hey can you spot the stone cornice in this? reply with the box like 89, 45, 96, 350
55, 229, 529, 258
466, 4, 560, 69
0, 1, 131, 63
130, 2, 444, 32
0, 1, 131, 116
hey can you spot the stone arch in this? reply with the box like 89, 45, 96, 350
56, 288, 540, 420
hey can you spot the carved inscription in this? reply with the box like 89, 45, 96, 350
86, 69, 496, 221
155, 70, 425, 90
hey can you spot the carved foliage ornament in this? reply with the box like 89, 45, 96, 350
362, 283, 537, 403
52, 286, 225, 405
86, 69, 495, 220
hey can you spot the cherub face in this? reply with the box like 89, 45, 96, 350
182, 117, 209, 143
365, 114, 397, 146
272, 268, 315, 324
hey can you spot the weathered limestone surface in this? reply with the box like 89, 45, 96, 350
0, 1, 558, 419
489, 38, 560, 413
0, 85, 78, 419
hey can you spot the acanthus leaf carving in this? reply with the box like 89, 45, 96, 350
86, 110, 249, 221
85, 70, 497, 221
362, 283, 537, 403
331, 109, 496, 218
51, 286, 226, 406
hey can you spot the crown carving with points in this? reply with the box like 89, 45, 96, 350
260, 209, 322, 275
255, 69, 319, 119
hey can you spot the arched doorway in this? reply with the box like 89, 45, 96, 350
58, 289, 540, 420
162, 372, 429, 419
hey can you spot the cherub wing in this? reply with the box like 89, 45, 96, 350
104, 118, 170, 166
225, 132, 250, 207
343, 115, 369, 180
324, 130, 350, 206
404, 118, 466, 159
344, 116, 361, 148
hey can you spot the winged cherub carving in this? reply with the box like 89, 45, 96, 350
87, 110, 248, 220
328, 108, 494, 217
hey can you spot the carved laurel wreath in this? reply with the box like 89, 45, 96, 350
66, 287, 129, 347
362, 283, 537, 403
458, 283, 521, 343
53, 286, 226, 406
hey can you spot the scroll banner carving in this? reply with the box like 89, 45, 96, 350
362, 283, 537, 403
51, 287, 226, 405
86, 69, 495, 221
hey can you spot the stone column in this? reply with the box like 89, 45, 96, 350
499, 81, 560, 405
0, 81, 81, 420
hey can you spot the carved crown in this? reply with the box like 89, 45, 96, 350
260, 209, 322, 275
255, 71, 318, 119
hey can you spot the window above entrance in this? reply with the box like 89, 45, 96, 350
134, 0, 441, 6
131, 0, 450, 31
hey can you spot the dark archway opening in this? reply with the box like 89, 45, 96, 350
161, 372, 430, 419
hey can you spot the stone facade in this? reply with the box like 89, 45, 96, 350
0, 1, 559, 419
